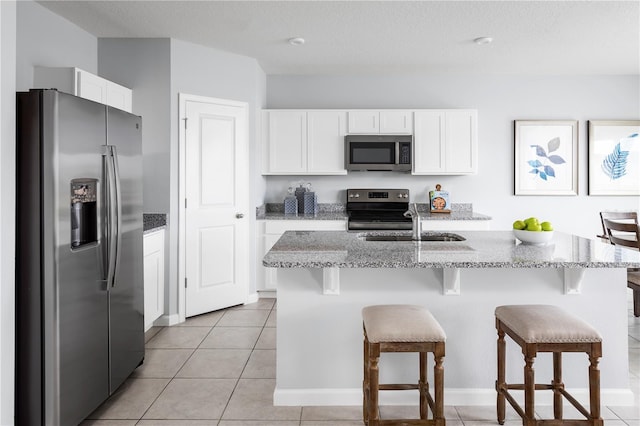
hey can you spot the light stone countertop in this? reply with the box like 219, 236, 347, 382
262, 230, 640, 269
256, 203, 490, 221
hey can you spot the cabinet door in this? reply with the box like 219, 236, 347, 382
143, 231, 165, 331
106, 81, 133, 113
445, 110, 477, 174
76, 69, 108, 104
347, 111, 379, 133
379, 110, 413, 134
307, 111, 348, 175
264, 111, 307, 174
413, 111, 445, 174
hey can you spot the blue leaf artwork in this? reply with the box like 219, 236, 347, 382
600, 133, 638, 180
528, 136, 565, 181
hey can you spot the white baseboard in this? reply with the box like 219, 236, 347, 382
154, 313, 182, 327
273, 387, 636, 407
246, 292, 260, 304
258, 290, 277, 299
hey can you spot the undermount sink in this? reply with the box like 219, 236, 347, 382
362, 233, 466, 242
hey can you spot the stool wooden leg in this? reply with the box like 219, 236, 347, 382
419, 351, 428, 420
633, 286, 640, 317
363, 331, 370, 425
496, 326, 506, 425
553, 352, 563, 420
434, 342, 445, 426
369, 343, 380, 426
589, 351, 602, 425
524, 354, 536, 426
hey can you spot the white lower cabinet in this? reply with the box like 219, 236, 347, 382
144, 229, 165, 331
258, 220, 347, 291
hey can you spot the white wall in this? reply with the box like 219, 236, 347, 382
15, 0, 97, 91
0, 1, 17, 422
266, 74, 640, 238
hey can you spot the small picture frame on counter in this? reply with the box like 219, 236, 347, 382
429, 184, 451, 213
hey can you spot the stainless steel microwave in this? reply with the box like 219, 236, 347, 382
345, 134, 412, 171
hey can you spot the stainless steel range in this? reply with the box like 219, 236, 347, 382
346, 188, 412, 230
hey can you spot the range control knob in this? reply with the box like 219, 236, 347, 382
354, 193, 360, 198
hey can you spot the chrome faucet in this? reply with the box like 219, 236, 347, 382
403, 203, 423, 241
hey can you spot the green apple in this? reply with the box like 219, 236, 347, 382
524, 217, 539, 226
513, 220, 526, 230
528, 223, 543, 232
541, 221, 553, 231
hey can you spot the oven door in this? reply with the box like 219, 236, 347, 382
347, 202, 412, 230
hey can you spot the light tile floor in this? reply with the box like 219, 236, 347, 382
83, 292, 640, 426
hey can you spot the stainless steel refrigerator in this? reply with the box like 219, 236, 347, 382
16, 89, 144, 426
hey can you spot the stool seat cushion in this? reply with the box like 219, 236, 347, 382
495, 305, 602, 344
362, 305, 446, 343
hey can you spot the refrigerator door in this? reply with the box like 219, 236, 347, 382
106, 106, 145, 392
46, 91, 110, 425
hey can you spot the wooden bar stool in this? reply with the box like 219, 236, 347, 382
362, 305, 446, 426
495, 305, 603, 426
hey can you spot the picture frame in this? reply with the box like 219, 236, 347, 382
588, 120, 640, 195
514, 120, 578, 195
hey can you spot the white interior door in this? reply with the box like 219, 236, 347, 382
184, 98, 249, 317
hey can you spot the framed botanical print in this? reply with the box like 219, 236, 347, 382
514, 120, 578, 195
588, 120, 640, 195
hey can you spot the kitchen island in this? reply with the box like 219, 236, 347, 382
263, 230, 640, 407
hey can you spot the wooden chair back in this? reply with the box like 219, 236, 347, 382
599, 211, 638, 240
602, 217, 640, 249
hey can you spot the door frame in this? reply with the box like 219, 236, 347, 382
178, 93, 250, 323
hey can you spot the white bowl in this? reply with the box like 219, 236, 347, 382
513, 229, 554, 245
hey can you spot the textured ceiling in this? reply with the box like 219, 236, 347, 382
37, 1, 640, 75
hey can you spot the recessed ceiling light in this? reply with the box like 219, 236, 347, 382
474, 37, 493, 45
288, 37, 305, 46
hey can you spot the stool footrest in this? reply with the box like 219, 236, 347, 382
505, 383, 557, 391
379, 384, 420, 391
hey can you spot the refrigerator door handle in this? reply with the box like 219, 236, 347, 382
110, 146, 123, 287
104, 145, 119, 287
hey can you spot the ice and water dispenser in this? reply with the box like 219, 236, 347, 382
70, 178, 98, 248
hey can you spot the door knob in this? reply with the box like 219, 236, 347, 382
236, 213, 244, 219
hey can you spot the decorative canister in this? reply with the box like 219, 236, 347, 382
284, 196, 298, 215
284, 186, 298, 215
294, 184, 307, 214
303, 192, 318, 215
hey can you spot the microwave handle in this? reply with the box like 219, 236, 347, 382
395, 142, 400, 165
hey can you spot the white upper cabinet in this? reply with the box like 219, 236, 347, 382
347, 110, 413, 134
261, 108, 476, 175
262, 110, 347, 175
413, 109, 477, 175
264, 110, 307, 174
34, 67, 133, 113
307, 111, 347, 174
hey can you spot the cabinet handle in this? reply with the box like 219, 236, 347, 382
236, 213, 244, 219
